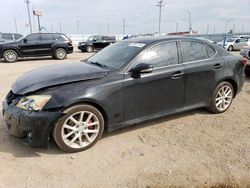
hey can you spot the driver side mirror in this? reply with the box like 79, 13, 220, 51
235, 40, 240, 43
130, 63, 153, 78
23, 39, 28, 43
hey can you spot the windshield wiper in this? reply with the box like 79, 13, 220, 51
89, 61, 108, 69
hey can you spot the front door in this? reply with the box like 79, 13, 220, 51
122, 41, 185, 122
19, 34, 42, 56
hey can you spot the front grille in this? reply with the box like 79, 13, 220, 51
6, 91, 20, 105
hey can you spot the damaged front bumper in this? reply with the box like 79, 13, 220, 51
2, 100, 63, 148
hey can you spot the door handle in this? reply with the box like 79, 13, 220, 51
171, 71, 184, 79
214, 63, 223, 69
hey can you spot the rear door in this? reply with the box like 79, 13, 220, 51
38, 33, 54, 55
180, 40, 224, 106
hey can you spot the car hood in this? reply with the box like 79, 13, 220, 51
12, 62, 109, 95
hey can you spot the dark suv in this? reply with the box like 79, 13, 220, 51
0, 33, 73, 63
78, 35, 116, 52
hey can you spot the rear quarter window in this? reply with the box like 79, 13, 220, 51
181, 41, 209, 62
207, 46, 216, 58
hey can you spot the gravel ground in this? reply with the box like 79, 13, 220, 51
0, 51, 250, 188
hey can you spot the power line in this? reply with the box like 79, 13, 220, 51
25, 0, 32, 33
156, 0, 165, 34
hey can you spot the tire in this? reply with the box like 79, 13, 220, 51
53, 104, 104, 153
86, 46, 93, 53
208, 82, 234, 114
3, 50, 18, 63
228, 45, 233, 52
54, 48, 67, 60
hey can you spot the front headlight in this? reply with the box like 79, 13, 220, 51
16, 95, 52, 111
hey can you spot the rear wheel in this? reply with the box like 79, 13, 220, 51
3, 50, 18, 63
54, 48, 67, 60
228, 45, 233, 51
86, 46, 93, 53
208, 82, 234, 113
53, 104, 104, 153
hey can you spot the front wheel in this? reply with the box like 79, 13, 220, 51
53, 104, 104, 153
86, 46, 93, 53
3, 50, 18, 63
54, 48, 67, 60
208, 82, 234, 113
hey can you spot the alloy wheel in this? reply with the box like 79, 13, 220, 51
61, 111, 100, 149
215, 85, 233, 111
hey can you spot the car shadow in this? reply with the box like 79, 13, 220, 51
0, 107, 211, 158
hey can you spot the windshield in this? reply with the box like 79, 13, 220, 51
226, 38, 236, 42
87, 36, 94, 42
87, 42, 146, 70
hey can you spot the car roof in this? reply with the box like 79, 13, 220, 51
125, 36, 207, 45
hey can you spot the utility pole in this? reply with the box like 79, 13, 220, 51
183, 9, 192, 34
225, 18, 231, 34
242, 24, 245, 34
25, 0, 32, 33
206, 24, 209, 34
233, 24, 235, 33
122, 19, 125, 35
59, 22, 62, 33
107, 18, 110, 34
76, 20, 80, 34
32, 4, 36, 32
14, 18, 18, 33
156, 0, 164, 35
176, 22, 179, 33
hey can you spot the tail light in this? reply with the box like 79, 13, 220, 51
242, 58, 247, 65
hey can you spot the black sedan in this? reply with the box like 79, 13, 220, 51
2, 37, 246, 152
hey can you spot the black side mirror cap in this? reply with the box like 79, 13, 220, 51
23, 39, 27, 43
130, 63, 153, 78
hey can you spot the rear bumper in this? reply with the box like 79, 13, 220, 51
2, 100, 63, 148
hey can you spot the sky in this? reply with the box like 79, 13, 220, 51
0, 0, 250, 35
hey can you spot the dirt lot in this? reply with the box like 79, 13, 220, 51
0, 51, 250, 188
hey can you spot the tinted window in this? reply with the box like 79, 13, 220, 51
41, 34, 54, 41
94, 36, 102, 41
2, 34, 13, 40
25, 34, 41, 41
136, 42, 178, 68
207, 46, 216, 58
181, 41, 208, 62
14, 34, 23, 40
53, 34, 68, 41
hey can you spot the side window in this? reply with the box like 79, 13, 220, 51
94, 36, 102, 41
41, 34, 54, 41
2, 34, 13, 40
14, 34, 23, 40
136, 42, 179, 68
25, 34, 41, 42
181, 41, 208, 62
207, 46, 216, 58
